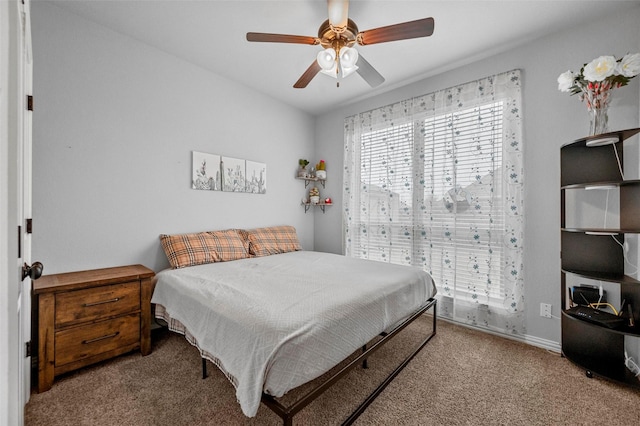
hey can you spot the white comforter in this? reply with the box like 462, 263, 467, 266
151, 250, 436, 417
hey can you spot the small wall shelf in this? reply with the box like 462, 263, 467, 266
302, 202, 332, 213
296, 176, 326, 189
298, 171, 329, 213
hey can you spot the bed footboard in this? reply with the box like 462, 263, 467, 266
260, 297, 437, 425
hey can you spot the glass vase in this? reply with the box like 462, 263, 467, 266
588, 103, 610, 136
582, 83, 612, 136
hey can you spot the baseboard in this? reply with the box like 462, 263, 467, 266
438, 317, 561, 353
521, 334, 561, 353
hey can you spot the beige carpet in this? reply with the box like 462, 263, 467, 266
25, 316, 640, 425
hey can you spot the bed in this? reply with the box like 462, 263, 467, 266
151, 226, 437, 424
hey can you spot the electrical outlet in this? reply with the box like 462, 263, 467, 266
540, 303, 552, 318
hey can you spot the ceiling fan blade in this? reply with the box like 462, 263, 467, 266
246, 32, 318, 45
294, 60, 322, 88
358, 17, 434, 46
327, 0, 349, 30
356, 54, 385, 88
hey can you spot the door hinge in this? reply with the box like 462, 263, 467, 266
25, 341, 32, 358
27, 95, 33, 111
26, 218, 32, 234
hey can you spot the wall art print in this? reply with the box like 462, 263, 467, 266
192, 151, 221, 191
221, 156, 246, 192
245, 160, 267, 194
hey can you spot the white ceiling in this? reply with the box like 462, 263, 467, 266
47, 0, 640, 116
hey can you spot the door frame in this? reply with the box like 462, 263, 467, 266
0, 0, 12, 420
1, 1, 33, 425
18, 0, 34, 415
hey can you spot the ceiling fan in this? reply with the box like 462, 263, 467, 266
246, 0, 435, 88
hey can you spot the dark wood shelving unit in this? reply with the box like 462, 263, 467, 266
560, 127, 640, 387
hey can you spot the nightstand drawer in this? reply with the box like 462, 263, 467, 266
55, 313, 140, 367
55, 281, 140, 327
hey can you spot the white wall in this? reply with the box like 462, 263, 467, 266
29, 1, 640, 347
31, 3, 316, 274
314, 5, 640, 344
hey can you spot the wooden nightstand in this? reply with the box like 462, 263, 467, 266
32, 264, 155, 392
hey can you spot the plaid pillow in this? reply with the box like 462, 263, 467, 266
234, 228, 253, 257
207, 229, 249, 262
247, 225, 302, 257
160, 232, 221, 269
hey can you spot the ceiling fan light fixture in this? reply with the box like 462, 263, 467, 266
341, 64, 359, 78
339, 46, 358, 68
317, 48, 337, 71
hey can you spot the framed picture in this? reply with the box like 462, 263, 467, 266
221, 156, 246, 192
245, 160, 267, 194
192, 151, 221, 191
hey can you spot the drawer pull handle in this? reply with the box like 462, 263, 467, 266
82, 332, 119, 345
83, 297, 120, 307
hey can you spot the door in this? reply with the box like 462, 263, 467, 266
2, 0, 35, 424
1, 0, 33, 424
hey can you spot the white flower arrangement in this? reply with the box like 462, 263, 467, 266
558, 53, 640, 95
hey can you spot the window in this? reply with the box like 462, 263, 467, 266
344, 70, 524, 334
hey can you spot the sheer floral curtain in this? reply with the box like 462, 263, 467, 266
343, 70, 525, 335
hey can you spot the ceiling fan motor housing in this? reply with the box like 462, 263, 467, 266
318, 19, 358, 51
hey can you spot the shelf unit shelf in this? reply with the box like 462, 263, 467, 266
562, 310, 640, 338
560, 127, 640, 388
561, 228, 638, 234
561, 312, 639, 382
561, 268, 640, 285
562, 179, 640, 190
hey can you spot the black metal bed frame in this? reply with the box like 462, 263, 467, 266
202, 297, 437, 425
